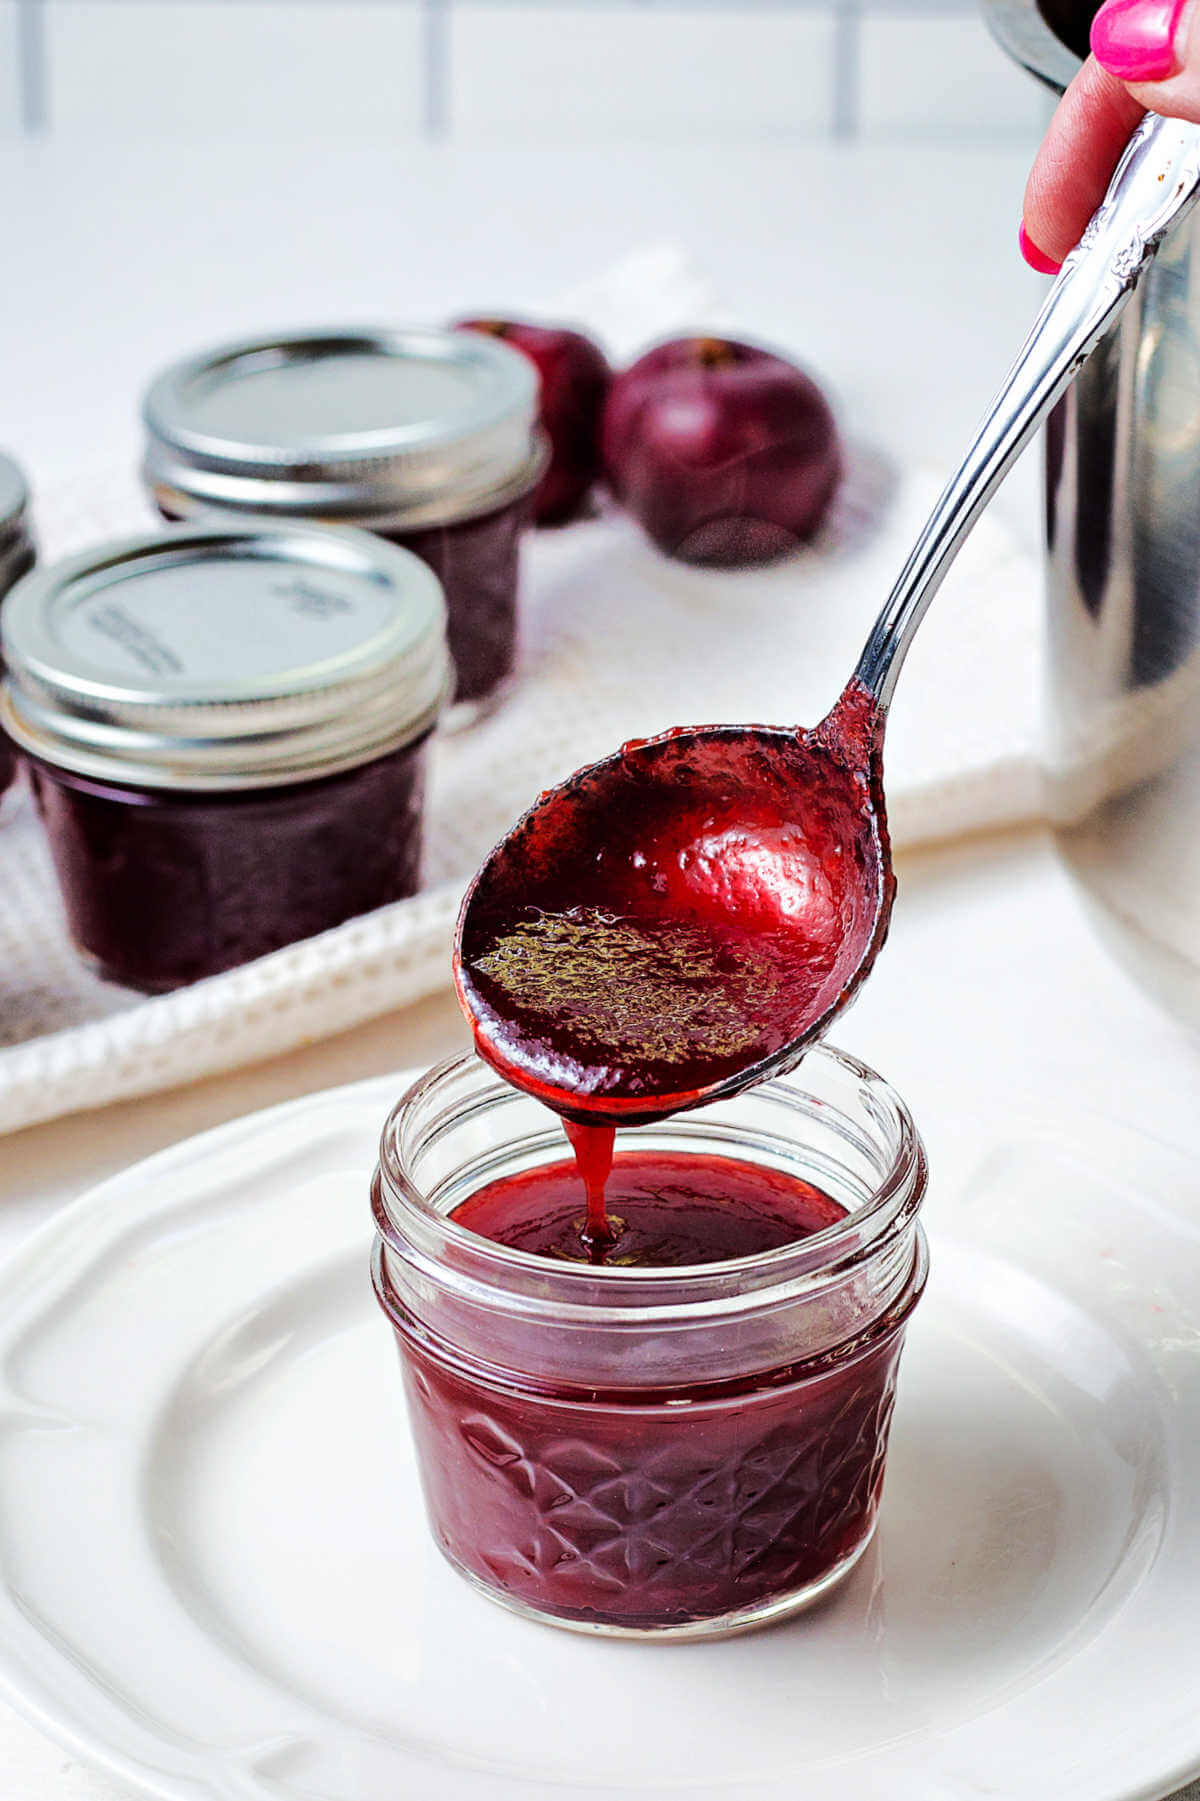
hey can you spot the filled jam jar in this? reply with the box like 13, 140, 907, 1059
141, 328, 546, 722
1, 522, 449, 991
0, 450, 38, 805
372, 1047, 928, 1639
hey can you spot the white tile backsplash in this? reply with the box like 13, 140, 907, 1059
7, 0, 1047, 146
859, 11, 1045, 139
46, 0, 425, 136
1, 3, 22, 136
451, 4, 837, 138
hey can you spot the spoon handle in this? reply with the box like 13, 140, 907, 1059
855, 112, 1200, 711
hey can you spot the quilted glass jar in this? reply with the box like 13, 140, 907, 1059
1, 523, 449, 990
142, 328, 546, 722
371, 1047, 928, 1640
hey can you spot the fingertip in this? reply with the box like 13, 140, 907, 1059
1018, 221, 1063, 274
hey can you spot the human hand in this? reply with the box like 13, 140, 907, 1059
1021, 0, 1200, 271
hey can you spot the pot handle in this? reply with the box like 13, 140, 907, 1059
855, 113, 1200, 710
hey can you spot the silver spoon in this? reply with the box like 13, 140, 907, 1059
455, 114, 1200, 1126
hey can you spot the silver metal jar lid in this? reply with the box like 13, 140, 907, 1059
142, 327, 547, 532
0, 522, 450, 791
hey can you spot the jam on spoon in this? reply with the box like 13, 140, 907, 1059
455, 114, 1200, 1210
456, 680, 888, 1131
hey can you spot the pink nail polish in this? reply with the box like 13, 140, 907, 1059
1090, 0, 1188, 81
1019, 223, 1063, 275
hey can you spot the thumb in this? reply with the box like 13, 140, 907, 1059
1092, 0, 1200, 115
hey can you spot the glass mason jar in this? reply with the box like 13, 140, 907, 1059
1, 522, 450, 990
0, 450, 37, 805
141, 328, 547, 724
371, 1048, 929, 1640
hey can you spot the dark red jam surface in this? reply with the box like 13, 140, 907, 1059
29, 735, 429, 991
456, 684, 890, 1121
394, 1149, 908, 1631
451, 1147, 847, 1265
386, 494, 529, 707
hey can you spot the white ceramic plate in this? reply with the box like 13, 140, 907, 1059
0, 1071, 1198, 1801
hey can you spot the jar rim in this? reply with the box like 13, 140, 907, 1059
144, 438, 549, 535
372, 1227, 929, 1408
374, 1046, 927, 1314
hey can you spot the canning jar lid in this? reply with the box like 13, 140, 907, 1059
0, 522, 450, 791
142, 327, 547, 531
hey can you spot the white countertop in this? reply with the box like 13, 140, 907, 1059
3, 137, 1199, 1801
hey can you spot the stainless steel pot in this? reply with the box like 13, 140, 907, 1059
988, 0, 1200, 1028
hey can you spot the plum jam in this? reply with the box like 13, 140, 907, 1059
455, 690, 891, 1123
1, 523, 449, 990
0, 725, 14, 804
0, 450, 37, 806
372, 1048, 928, 1638
382, 495, 527, 711
23, 742, 428, 990
142, 328, 545, 719
451, 1147, 848, 1263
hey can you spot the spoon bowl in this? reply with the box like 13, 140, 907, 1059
455, 682, 890, 1124
456, 115, 1200, 1125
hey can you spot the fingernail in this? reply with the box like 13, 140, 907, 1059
1090, 0, 1189, 81
1019, 222, 1062, 275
